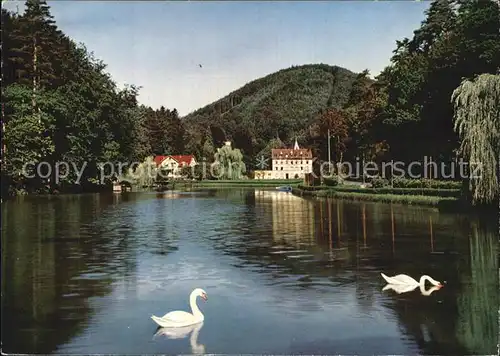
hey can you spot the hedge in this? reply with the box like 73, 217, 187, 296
390, 178, 462, 189
332, 186, 461, 198
329, 192, 458, 206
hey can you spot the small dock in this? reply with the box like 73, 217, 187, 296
113, 182, 122, 193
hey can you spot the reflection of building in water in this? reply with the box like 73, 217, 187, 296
254, 190, 315, 245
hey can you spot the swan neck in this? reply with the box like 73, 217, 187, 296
190, 292, 203, 319
419, 283, 437, 296
420, 275, 434, 285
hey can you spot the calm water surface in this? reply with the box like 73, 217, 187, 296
2, 188, 498, 355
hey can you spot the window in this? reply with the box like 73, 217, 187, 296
301, 167, 303, 170
281, 167, 283, 170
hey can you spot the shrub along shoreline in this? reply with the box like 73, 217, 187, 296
291, 181, 471, 212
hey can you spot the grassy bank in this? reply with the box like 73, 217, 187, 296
191, 179, 302, 187
292, 184, 463, 210
299, 185, 462, 197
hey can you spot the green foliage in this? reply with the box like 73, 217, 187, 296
1, 2, 186, 196
4, 84, 56, 168
370, 177, 390, 188
296, 184, 326, 191
329, 191, 457, 206
297, 183, 461, 197
335, 186, 461, 198
391, 177, 463, 189
296, 185, 458, 206
378, 0, 500, 163
452, 73, 500, 205
255, 137, 285, 163
323, 176, 343, 187
212, 143, 247, 180
121, 156, 157, 187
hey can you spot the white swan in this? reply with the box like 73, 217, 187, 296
153, 322, 205, 354
382, 283, 419, 294
382, 283, 442, 296
381, 273, 443, 288
151, 288, 207, 328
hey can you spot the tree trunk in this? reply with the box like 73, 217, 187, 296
32, 35, 39, 119
1, 102, 5, 163
339, 151, 344, 175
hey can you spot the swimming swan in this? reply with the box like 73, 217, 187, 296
381, 273, 443, 288
382, 283, 442, 296
151, 288, 207, 328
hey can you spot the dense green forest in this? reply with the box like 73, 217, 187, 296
1, 0, 185, 196
1, 0, 499, 200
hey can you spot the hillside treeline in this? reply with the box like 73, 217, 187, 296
1, 1, 184, 195
183, 0, 500, 172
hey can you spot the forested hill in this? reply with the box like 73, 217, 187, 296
182, 64, 362, 162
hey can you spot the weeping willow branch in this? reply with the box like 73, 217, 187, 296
451, 73, 500, 205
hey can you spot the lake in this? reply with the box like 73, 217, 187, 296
1, 188, 498, 355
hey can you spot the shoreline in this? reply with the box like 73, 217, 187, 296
290, 186, 483, 213
190, 179, 302, 188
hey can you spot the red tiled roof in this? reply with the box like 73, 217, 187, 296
154, 155, 168, 166
271, 148, 312, 159
170, 155, 195, 166
154, 155, 196, 167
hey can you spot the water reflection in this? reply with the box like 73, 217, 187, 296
455, 220, 498, 354
153, 322, 205, 355
2, 189, 498, 355
1, 195, 118, 353
254, 190, 315, 242
382, 283, 442, 296
1, 193, 175, 354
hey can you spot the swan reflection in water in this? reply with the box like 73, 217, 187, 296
382, 283, 442, 296
153, 321, 205, 354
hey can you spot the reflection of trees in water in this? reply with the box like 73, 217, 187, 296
381, 218, 498, 355
1, 194, 141, 353
201, 188, 251, 202
455, 220, 498, 354
211, 191, 372, 290
209, 189, 496, 355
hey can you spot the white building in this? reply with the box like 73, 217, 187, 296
270, 139, 313, 179
154, 155, 197, 179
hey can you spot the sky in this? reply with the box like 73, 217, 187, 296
4, 1, 430, 116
